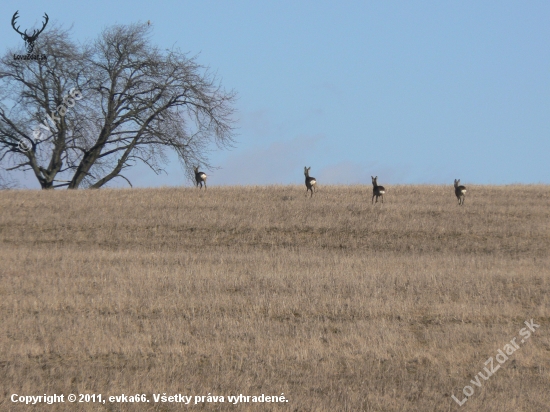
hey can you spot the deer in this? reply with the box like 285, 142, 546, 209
194, 166, 207, 189
11, 11, 49, 55
371, 176, 386, 204
304, 167, 317, 197
454, 179, 467, 205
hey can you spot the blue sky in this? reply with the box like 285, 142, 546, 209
2, 1, 549, 188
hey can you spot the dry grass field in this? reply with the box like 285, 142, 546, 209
1, 184, 549, 411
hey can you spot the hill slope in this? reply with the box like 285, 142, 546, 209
1, 185, 549, 411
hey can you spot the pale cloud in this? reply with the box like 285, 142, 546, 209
238, 109, 275, 138
214, 134, 325, 185
317, 81, 344, 99
318, 161, 411, 185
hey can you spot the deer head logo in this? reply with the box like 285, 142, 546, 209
11, 11, 49, 54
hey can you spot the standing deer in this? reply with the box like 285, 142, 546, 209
454, 179, 466, 205
371, 176, 385, 204
304, 167, 317, 197
194, 166, 207, 189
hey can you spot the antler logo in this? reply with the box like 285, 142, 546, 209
11, 11, 49, 55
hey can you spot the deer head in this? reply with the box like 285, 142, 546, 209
12, 11, 49, 54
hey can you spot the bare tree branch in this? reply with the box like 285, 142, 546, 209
1, 23, 237, 189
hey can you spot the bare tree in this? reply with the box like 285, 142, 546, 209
0, 23, 236, 189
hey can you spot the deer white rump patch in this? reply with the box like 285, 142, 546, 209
199, 173, 207, 179
378, 190, 385, 194
461, 189, 466, 193
310, 179, 316, 185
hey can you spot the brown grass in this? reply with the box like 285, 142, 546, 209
0, 184, 549, 411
